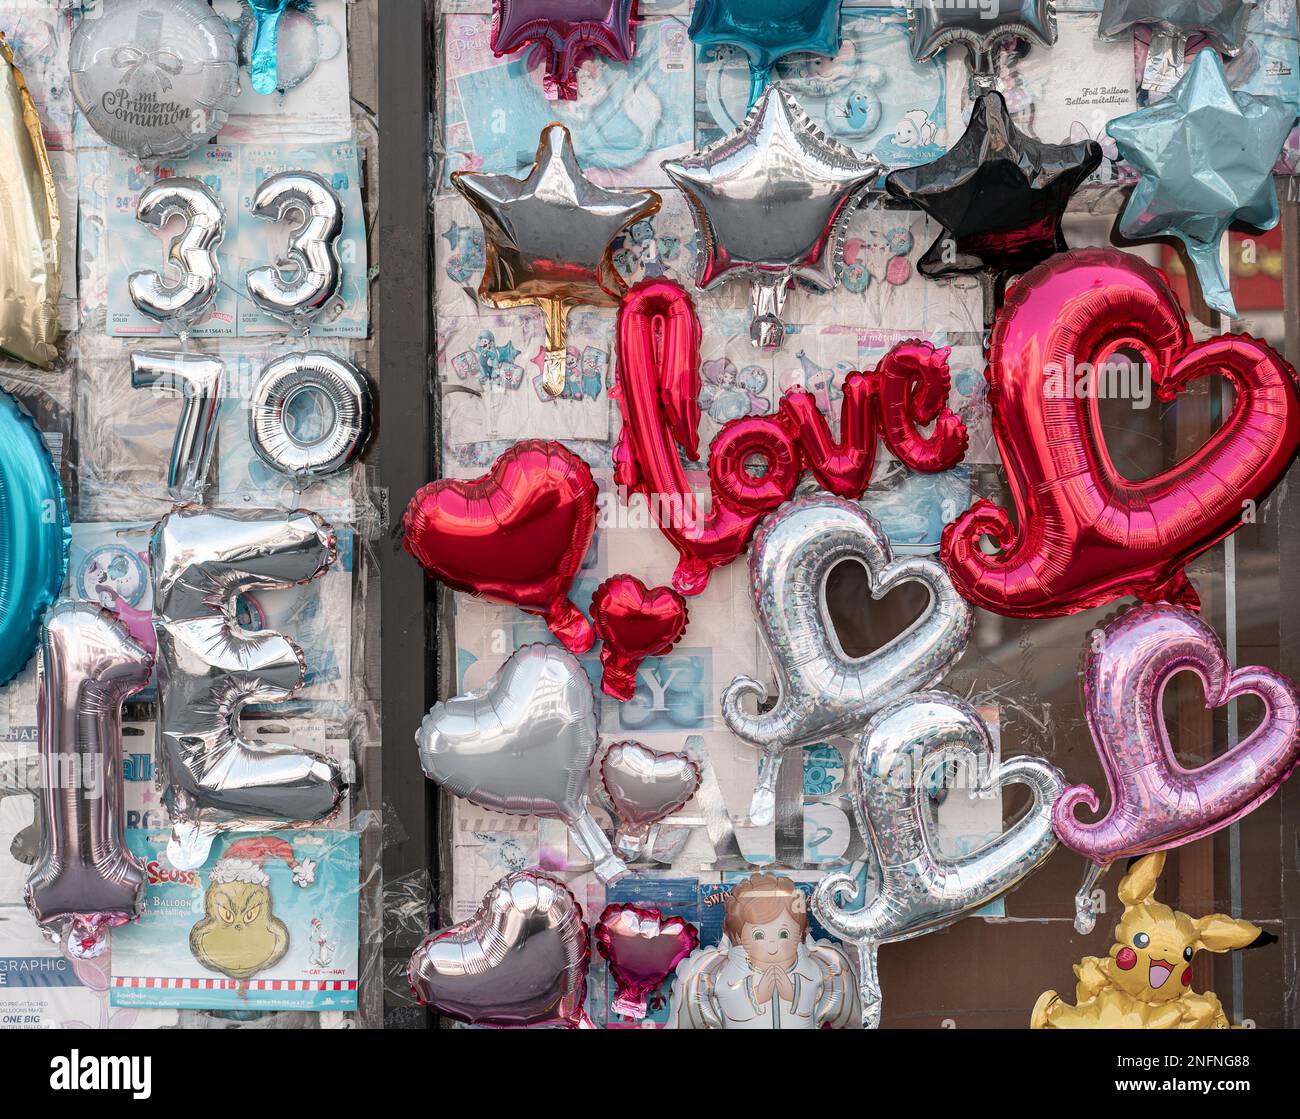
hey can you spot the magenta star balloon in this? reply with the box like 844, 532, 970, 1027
1054, 604, 1300, 935
491, 0, 637, 100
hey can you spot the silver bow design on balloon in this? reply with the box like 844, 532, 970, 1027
722, 494, 972, 826
813, 692, 1063, 1028
111, 44, 184, 90
150, 507, 347, 869
417, 643, 627, 883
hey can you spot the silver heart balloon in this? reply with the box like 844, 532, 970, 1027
417, 643, 626, 883
408, 870, 590, 1028
812, 691, 1063, 1028
600, 741, 701, 859
722, 494, 972, 826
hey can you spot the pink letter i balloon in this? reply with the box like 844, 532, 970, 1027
1054, 604, 1300, 933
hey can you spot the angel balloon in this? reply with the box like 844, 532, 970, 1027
665, 874, 860, 1029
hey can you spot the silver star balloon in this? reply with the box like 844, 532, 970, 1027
663, 86, 881, 349
452, 123, 660, 396
721, 494, 972, 826
1108, 49, 1297, 317
908, 0, 1057, 76
813, 691, 1063, 1028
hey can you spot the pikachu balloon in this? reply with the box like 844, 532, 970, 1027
1032, 852, 1270, 1029
189, 837, 315, 981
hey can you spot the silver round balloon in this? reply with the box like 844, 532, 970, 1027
245, 170, 344, 333
812, 691, 1063, 1028
128, 177, 225, 334
130, 350, 225, 500
663, 86, 880, 348
417, 644, 627, 884
599, 741, 701, 859
68, 0, 240, 162
248, 351, 373, 480
722, 494, 972, 826
25, 601, 153, 960
150, 506, 347, 870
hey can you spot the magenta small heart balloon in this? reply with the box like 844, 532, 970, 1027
594, 903, 699, 1020
408, 870, 590, 1028
1054, 603, 1300, 933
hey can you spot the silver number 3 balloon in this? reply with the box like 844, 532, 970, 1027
129, 177, 226, 336
25, 602, 153, 959
150, 507, 348, 868
246, 170, 345, 333
813, 692, 1063, 1028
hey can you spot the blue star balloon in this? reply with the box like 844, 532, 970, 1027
688, 0, 844, 109
1108, 49, 1298, 317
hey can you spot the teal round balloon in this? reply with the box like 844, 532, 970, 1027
0, 387, 71, 685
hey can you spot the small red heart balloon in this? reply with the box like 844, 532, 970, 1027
402, 440, 597, 653
590, 575, 689, 701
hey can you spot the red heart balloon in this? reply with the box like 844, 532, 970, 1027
590, 575, 689, 701
594, 903, 699, 1021
403, 440, 597, 653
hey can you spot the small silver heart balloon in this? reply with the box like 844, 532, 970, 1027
812, 691, 1063, 1028
722, 494, 972, 826
417, 643, 626, 883
408, 870, 590, 1028
600, 741, 701, 859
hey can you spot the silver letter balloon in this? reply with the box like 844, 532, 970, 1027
812, 692, 1063, 1028
128, 177, 225, 335
68, 0, 240, 162
722, 494, 972, 826
245, 170, 345, 333
150, 507, 347, 869
417, 643, 627, 883
24, 602, 153, 959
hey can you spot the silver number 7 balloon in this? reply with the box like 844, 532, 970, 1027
813, 692, 1063, 1028
722, 494, 972, 826
417, 643, 627, 884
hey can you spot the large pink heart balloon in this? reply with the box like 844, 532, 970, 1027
408, 870, 590, 1028
594, 903, 699, 1021
1054, 603, 1300, 933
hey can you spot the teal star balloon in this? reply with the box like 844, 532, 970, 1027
1108, 49, 1297, 317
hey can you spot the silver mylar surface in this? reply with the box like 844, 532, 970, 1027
25, 601, 153, 959
722, 494, 972, 825
663, 86, 880, 348
245, 170, 344, 333
130, 350, 225, 500
909, 0, 1057, 71
128, 177, 225, 334
417, 643, 627, 884
150, 507, 346, 870
1099, 0, 1250, 57
249, 350, 373, 479
408, 870, 589, 1028
813, 691, 1063, 1028
600, 740, 701, 858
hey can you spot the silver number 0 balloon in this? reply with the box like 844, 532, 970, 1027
128, 177, 225, 335
24, 602, 153, 959
812, 692, 1063, 1028
150, 507, 347, 869
130, 350, 225, 500
722, 494, 973, 826
246, 170, 344, 333
249, 351, 373, 479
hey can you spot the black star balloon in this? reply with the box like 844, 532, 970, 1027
908, 0, 1056, 74
885, 91, 1101, 278
663, 86, 880, 348
452, 123, 660, 396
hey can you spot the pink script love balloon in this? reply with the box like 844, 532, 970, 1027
594, 903, 699, 1021
1054, 603, 1300, 933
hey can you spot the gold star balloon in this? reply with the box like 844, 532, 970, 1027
452, 124, 660, 396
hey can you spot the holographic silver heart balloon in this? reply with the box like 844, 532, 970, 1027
417, 644, 626, 883
722, 494, 972, 826
813, 691, 1063, 1028
600, 741, 701, 859
408, 870, 590, 1028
